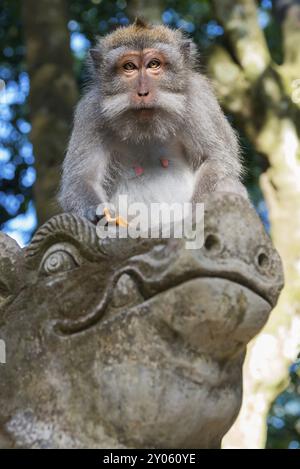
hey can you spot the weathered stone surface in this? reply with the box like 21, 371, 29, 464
0, 193, 283, 448
0, 234, 26, 309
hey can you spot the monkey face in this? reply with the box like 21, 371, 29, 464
89, 23, 195, 141
117, 48, 166, 111
114, 47, 187, 121
98, 46, 187, 141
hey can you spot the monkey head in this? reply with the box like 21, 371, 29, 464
89, 19, 197, 142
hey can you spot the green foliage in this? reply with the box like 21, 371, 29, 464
69, 0, 131, 87
0, 0, 33, 226
267, 359, 300, 449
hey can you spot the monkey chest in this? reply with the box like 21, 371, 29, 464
110, 157, 195, 206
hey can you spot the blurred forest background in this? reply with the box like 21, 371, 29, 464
1, 0, 300, 449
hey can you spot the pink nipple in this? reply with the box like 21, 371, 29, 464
134, 166, 144, 176
160, 158, 169, 168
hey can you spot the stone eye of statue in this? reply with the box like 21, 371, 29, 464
39, 244, 81, 275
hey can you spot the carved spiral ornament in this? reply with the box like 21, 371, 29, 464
41, 250, 77, 275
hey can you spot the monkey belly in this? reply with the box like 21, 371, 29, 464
110, 164, 195, 208
108, 138, 195, 208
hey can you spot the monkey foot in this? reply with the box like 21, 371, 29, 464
103, 207, 129, 227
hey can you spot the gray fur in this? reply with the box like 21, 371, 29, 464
58, 27, 247, 219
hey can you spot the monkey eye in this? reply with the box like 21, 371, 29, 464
123, 62, 136, 71
147, 59, 161, 69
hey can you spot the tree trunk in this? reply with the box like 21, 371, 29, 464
22, 0, 78, 225
207, 0, 300, 448
126, 0, 163, 23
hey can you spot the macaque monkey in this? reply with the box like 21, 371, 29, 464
58, 19, 248, 224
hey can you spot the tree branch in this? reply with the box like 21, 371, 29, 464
211, 0, 272, 80
22, 0, 78, 225
207, 45, 257, 139
273, 0, 300, 65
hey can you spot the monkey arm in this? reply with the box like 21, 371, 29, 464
58, 178, 104, 219
57, 91, 112, 220
192, 160, 248, 203
214, 176, 249, 199
181, 73, 248, 201
58, 141, 109, 221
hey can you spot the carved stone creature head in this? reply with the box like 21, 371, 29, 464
0, 194, 283, 448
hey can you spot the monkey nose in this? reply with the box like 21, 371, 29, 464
138, 91, 150, 97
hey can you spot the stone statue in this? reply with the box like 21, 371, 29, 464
0, 194, 283, 448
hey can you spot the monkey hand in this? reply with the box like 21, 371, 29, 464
85, 205, 106, 225
84, 205, 128, 227
103, 207, 129, 227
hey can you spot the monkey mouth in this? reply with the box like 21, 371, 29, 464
132, 107, 156, 120
134, 106, 155, 111
131, 101, 157, 110
136, 108, 155, 117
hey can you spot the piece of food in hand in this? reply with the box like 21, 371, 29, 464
103, 207, 129, 227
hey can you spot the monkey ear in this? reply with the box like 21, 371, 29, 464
89, 48, 102, 68
181, 39, 198, 65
